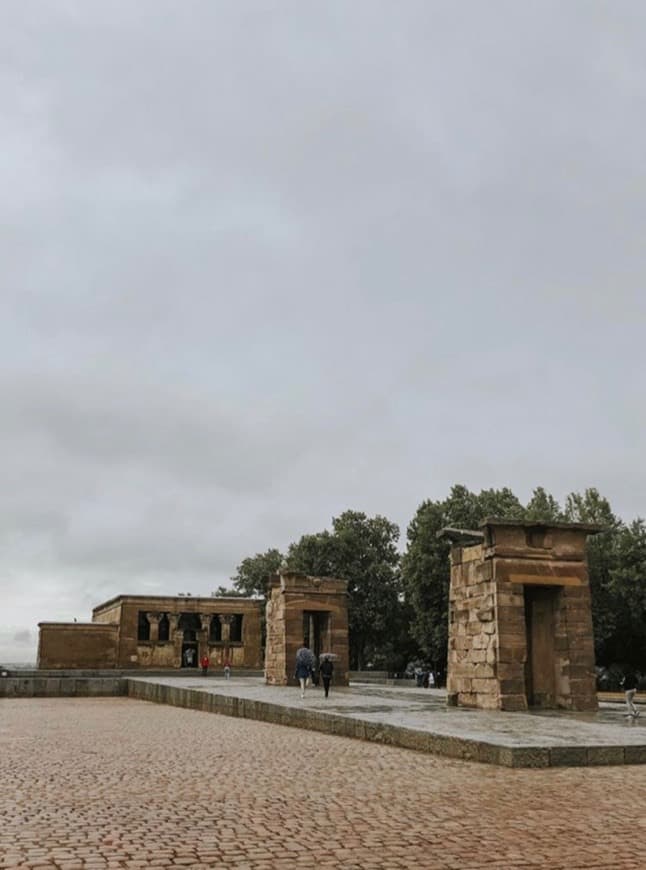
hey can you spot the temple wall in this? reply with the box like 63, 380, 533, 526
38, 623, 119, 669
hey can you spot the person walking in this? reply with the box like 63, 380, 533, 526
295, 643, 316, 699
320, 655, 334, 699
622, 668, 640, 717
223, 657, 231, 681
200, 654, 210, 676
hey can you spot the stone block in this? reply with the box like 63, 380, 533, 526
624, 745, 646, 765
507, 747, 550, 768
587, 746, 624, 766
477, 742, 503, 764
499, 678, 525, 695
473, 663, 495, 679
456, 677, 473, 692
471, 678, 495, 693
476, 608, 494, 622
499, 693, 527, 712
550, 746, 588, 767
496, 592, 524, 607
474, 693, 499, 710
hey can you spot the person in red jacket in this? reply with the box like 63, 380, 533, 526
200, 654, 210, 676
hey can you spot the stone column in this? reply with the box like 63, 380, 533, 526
169, 614, 182, 667
146, 612, 161, 644
219, 614, 233, 664
198, 614, 211, 663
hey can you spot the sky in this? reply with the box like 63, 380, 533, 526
2, 1, 646, 663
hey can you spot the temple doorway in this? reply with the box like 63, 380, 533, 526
303, 611, 330, 660
524, 586, 558, 708
181, 642, 198, 668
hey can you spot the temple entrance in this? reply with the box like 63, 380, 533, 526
303, 611, 330, 660
181, 642, 198, 668
524, 586, 558, 708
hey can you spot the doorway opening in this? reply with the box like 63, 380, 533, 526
523, 585, 559, 708
303, 611, 330, 660
181, 640, 198, 668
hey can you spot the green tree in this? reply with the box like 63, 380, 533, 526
564, 487, 621, 663
212, 585, 247, 597
230, 548, 284, 598
288, 510, 402, 670
401, 499, 449, 671
608, 519, 646, 667
402, 485, 538, 673
525, 487, 563, 521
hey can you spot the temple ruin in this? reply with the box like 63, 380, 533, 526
264, 570, 349, 686
442, 518, 601, 712
38, 595, 263, 670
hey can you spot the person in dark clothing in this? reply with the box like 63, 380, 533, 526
622, 669, 640, 717
320, 656, 334, 698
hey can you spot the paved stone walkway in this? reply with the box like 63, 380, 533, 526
1, 697, 645, 869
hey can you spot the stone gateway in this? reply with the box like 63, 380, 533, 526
264, 570, 349, 687
442, 518, 601, 712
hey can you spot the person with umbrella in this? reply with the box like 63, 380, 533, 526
295, 643, 316, 699
319, 653, 336, 699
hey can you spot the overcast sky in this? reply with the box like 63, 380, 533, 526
2, 1, 645, 663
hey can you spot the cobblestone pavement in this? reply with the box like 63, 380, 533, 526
1, 699, 644, 869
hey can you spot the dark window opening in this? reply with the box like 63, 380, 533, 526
230, 614, 243, 643
209, 616, 222, 642
178, 612, 201, 642
137, 611, 150, 642
158, 613, 170, 642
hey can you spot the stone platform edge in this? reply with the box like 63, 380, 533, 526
125, 679, 646, 769
3, 675, 645, 768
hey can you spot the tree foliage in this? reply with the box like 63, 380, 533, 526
230, 485, 646, 675
403, 483, 646, 671
288, 510, 402, 670
402, 485, 529, 670
230, 548, 284, 598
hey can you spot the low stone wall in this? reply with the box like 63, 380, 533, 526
125, 679, 435, 753
0, 676, 127, 698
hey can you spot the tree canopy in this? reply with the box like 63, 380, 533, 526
288, 510, 403, 670
228, 484, 646, 674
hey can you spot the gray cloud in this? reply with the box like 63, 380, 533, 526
2, 1, 646, 661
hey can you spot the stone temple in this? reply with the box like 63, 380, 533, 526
37, 571, 350, 685
38, 595, 263, 671
441, 518, 601, 712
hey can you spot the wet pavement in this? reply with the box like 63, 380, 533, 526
128, 676, 646, 765
3, 696, 646, 868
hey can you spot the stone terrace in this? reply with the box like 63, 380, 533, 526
126, 676, 646, 768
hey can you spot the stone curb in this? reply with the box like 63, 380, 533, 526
3, 676, 646, 768
124, 679, 646, 769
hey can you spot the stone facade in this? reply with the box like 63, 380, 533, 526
264, 571, 349, 686
38, 595, 263, 670
445, 519, 600, 712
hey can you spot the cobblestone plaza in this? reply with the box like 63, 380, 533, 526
1, 697, 644, 869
